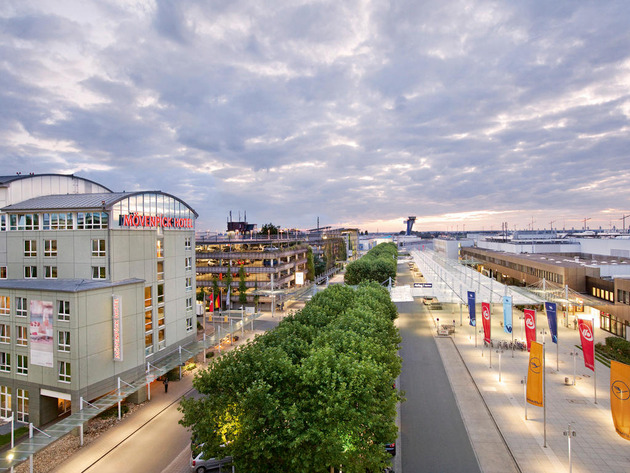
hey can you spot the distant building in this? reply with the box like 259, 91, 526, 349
0, 174, 197, 425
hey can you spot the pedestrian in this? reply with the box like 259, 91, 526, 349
163, 377, 169, 393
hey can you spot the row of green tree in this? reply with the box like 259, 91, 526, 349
180, 282, 403, 473
344, 242, 398, 285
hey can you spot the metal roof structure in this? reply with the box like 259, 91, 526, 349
0, 278, 144, 293
0, 173, 113, 192
410, 249, 546, 305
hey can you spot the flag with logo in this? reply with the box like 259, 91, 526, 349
468, 291, 476, 326
208, 291, 214, 312
527, 341, 544, 407
482, 302, 491, 343
545, 302, 558, 344
524, 309, 536, 351
610, 360, 630, 441
578, 318, 595, 371
502, 296, 513, 334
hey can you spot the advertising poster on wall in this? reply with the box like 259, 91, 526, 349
30, 300, 54, 367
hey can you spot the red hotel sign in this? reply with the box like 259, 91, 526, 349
112, 295, 123, 361
119, 213, 194, 229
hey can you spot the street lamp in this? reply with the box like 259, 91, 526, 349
496, 347, 504, 382
568, 350, 579, 386
563, 423, 577, 473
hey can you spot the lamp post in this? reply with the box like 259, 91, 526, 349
569, 349, 579, 385
563, 423, 577, 473
496, 347, 504, 381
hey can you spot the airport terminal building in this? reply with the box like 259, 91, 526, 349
0, 174, 197, 425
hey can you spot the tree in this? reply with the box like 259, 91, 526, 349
306, 247, 315, 282
179, 283, 402, 473
238, 264, 248, 304
259, 223, 279, 235
344, 242, 397, 285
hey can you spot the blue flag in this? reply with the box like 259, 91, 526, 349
502, 296, 513, 334
468, 291, 476, 326
545, 302, 558, 344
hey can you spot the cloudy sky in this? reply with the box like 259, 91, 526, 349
1, 0, 630, 233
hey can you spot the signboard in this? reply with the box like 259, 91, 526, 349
413, 282, 433, 288
295, 271, 304, 286
112, 295, 123, 361
118, 213, 193, 229
30, 300, 54, 367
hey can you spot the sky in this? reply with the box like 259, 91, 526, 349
1, 0, 630, 233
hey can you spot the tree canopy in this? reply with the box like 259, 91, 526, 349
180, 282, 402, 473
344, 242, 398, 285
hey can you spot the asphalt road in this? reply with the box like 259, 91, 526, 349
397, 266, 481, 473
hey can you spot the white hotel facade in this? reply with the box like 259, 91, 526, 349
0, 174, 197, 426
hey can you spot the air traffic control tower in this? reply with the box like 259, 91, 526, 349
405, 216, 416, 235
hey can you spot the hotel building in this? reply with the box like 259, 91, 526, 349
0, 174, 197, 426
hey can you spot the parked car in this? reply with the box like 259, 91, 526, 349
385, 442, 396, 456
189, 444, 232, 473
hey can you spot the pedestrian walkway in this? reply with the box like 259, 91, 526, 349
428, 303, 630, 473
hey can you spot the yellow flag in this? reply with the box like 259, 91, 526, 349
527, 341, 544, 407
611, 360, 630, 441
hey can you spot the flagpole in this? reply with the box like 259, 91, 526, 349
543, 341, 547, 448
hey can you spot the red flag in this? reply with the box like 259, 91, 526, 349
524, 309, 536, 351
578, 318, 595, 371
482, 302, 491, 344
208, 291, 214, 312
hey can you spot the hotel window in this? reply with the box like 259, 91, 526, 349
92, 266, 106, 279
145, 334, 153, 357
157, 261, 164, 281
0, 324, 9, 344
157, 306, 165, 328
10, 213, 39, 231
16, 326, 28, 346
157, 284, 165, 304
91, 239, 106, 257
185, 257, 192, 271
58, 300, 70, 321
17, 389, 28, 422
0, 352, 10, 372
145, 310, 153, 333
0, 297, 9, 316
0, 215, 5, 231
185, 277, 193, 292
145, 286, 152, 309
158, 327, 165, 350
186, 316, 193, 332
77, 212, 108, 230
24, 240, 37, 257
58, 331, 70, 352
186, 297, 193, 311
16, 297, 27, 317
44, 265, 58, 279
44, 239, 57, 257
58, 361, 71, 383
184, 237, 192, 250
16, 355, 28, 376
157, 239, 164, 258
24, 266, 37, 279
0, 267, 6, 279
0, 386, 10, 417
43, 212, 73, 230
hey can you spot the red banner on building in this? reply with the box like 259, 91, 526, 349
578, 318, 595, 371
524, 309, 536, 352
482, 302, 491, 344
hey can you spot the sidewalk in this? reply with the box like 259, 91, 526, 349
429, 303, 630, 473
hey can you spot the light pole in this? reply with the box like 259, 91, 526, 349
569, 349, 579, 385
496, 347, 504, 382
563, 423, 577, 473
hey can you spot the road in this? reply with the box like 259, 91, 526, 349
51, 314, 281, 473
396, 264, 481, 473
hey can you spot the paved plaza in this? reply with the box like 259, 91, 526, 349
427, 302, 630, 473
